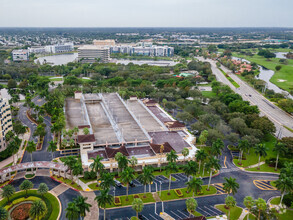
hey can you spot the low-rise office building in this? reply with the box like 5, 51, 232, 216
28, 42, 74, 54
0, 97, 13, 152
12, 49, 30, 61
93, 39, 115, 46
78, 45, 110, 63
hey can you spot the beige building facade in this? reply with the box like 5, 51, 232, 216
0, 97, 13, 151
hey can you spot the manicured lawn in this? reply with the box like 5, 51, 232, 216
202, 91, 217, 99
80, 177, 96, 184
52, 175, 82, 190
243, 213, 257, 220
88, 183, 101, 190
232, 53, 293, 92
159, 185, 217, 201
246, 163, 280, 173
215, 205, 243, 220
233, 134, 277, 168
106, 193, 155, 208
189, 210, 203, 217
270, 197, 280, 205
276, 209, 293, 220
0, 190, 60, 220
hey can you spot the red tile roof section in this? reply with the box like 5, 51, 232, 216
77, 134, 95, 143
105, 145, 129, 158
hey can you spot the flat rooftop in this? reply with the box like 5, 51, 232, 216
65, 98, 87, 129
148, 106, 173, 123
127, 99, 166, 132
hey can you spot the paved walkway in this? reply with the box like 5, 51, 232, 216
247, 162, 265, 168
80, 191, 99, 220
153, 192, 162, 202
49, 183, 69, 196
36, 169, 50, 176
160, 212, 175, 220
238, 209, 248, 220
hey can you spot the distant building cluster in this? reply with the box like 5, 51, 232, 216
231, 59, 252, 74
77, 39, 174, 63
28, 42, 74, 54
12, 49, 30, 61
0, 97, 13, 152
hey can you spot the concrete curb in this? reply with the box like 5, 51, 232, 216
50, 175, 81, 192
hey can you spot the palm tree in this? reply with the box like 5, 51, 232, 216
64, 156, 77, 181
238, 139, 250, 164
275, 176, 293, 205
73, 126, 79, 146
254, 144, 267, 170
47, 141, 57, 159
255, 198, 266, 220
114, 152, 123, 175
225, 196, 236, 220
186, 177, 203, 196
182, 147, 189, 162
166, 162, 178, 193
273, 142, 287, 171
37, 183, 49, 198
132, 198, 144, 219
121, 167, 135, 200
83, 127, 89, 135
95, 189, 113, 220
186, 198, 198, 217
1, 185, 15, 204
137, 166, 155, 196
26, 141, 36, 162
29, 199, 47, 220
72, 162, 83, 185
69, 139, 75, 153
211, 138, 224, 158
166, 150, 178, 163
99, 172, 115, 190
117, 155, 129, 174
9, 139, 19, 165
206, 157, 221, 190
183, 161, 198, 181
20, 179, 34, 198
61, 139, 68, 149
74, 196, 92, 220
129, 156, 138, 168
0, 207, 8, 220
223, 177, 239, 196
159, 144, 164, 172
90, 155, 105, 184
195, 149, 207, 175
243, 196, 255, 219
66, 201, 80, 220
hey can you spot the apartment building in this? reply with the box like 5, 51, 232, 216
12, 49, 30, 61
0, 97, 13, 152
78, 45, 110, 63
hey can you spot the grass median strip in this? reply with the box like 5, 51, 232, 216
159, 185, 217, 201
219, 68, 240, 88
215, 205, 243, 220
106, 193, 155, 208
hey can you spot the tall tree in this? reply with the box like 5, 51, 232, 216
1, 185, 15, 204
182, 147, 190, 162
186, 177, 203, 197
243, 196, 255, 218
29, 199, 47, 220
186, 198, 198, 217
255, 198, 267, 220
20, 180, 34, 198
47, 141, 57, 159
223, 177, 239, 196
273, 142, 287, 171
37, 183, 49, 198
63, 156, 77, 181
225, 196, 236, 220
117, 154, 129, 174
137, 166, 155, 196
74, 196, 92, 220
166, 162, 178, 193
95, 189, 113, 220
195, 149, 207, 174
65, 201, 80, 220
166, 150, 178, 163
275, 176, 293, 205
121, 167, 135, 199
0, 207, 8, 220
238, 139, 250, 164
99, 171, 115, 190
211, 138, 224, 158
72, 162, 83, 185
129, 156, 138, 168
206, 157, 221, 190
254, 144, 267, 170
26, 141, 36, 162
183, 161, 198, 181
132, 198, 144, 219
90, 155, 105, 184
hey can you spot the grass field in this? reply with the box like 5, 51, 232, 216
106, 193, 155, 208
246, 163, 280, 173
215, 205, 243, 220
202, 91, 217, 99
159, 185, 217, 201
232, 53, 293, 92
233, 134, 277, 168
270, 197, 281, 205
88, 183, 101, 190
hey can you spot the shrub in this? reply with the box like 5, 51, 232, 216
283, 194, 293, 207
83, 171, 96, 180
174, 189, 183, 197
114, 197, 122, 206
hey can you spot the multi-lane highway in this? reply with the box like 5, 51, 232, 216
197, 57, 293, 138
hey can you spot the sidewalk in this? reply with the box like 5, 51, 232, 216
0, 132, 30, 169
247, 162, 265, 169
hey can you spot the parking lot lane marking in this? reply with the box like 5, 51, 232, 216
204, 206, 220, 216
197, 207, 211, 216
142, 215, 150, 220
148, 214, 158, 220
177, 210, 189, 218
170, 210, 182, 219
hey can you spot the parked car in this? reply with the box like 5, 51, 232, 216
114, 180, 122, 188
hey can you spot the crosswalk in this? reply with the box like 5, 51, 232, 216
253, 180, 276, 190
220, 167, 240, 173
213, 183, 226, 194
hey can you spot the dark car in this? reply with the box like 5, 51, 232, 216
129, 181, 136, 187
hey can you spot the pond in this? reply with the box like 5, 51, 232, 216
275, 52, 288, 59
34, 53, 78, 66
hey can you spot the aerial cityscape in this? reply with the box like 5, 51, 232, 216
0, 1, 293, 220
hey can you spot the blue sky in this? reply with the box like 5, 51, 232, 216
1, 0, 292, 27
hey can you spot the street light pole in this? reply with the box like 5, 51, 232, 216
159, 181, 162, 196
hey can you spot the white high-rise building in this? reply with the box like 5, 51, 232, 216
78, 45, 110, 63
0, 97, 13, 152
12, 49, 30, 61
